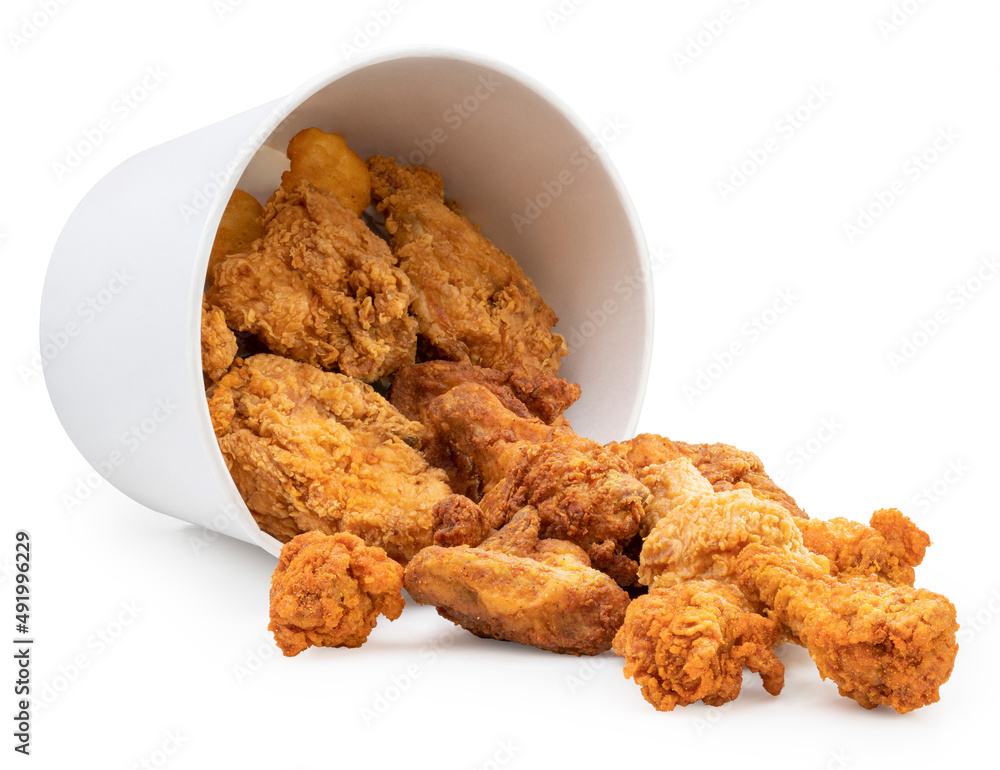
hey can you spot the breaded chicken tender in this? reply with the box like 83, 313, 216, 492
736, 544, 958, 713
207, 353, 454, 562
269, 531, 405, 656
200, 297, 237, 382
207, 180, 417, 382
404, 508, 630, 655
368, 155, 567, 377
613, 580, 784, 710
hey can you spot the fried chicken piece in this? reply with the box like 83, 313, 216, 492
207, 189, 264, 281
638, 457, 827, 589
281, 128, 371, 215
201, 297, 237, 382
368, 155, 567, 377
404, 508, 630, 655
207, 353, 453, 562
613, 580, 784, 710
389, 360, 580, 426
425, 383, 645, 584
735, 544, 958, 713
796, 508, 930, 586
207, 180, 417, 382
610, 434, 807, 518
430, 494, 492, 548
268, 531, 404, 656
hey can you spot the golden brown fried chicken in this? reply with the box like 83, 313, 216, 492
207, 180, 417, 382
796, 508, 930, 586
269, 531, 405, 656
280, 128, 371, 216
613, 580, 784, 710
609, 433, 807, 518
404, 508, 630, 655
425, 383, 646, 584
638, 457, 827, 589
735, 544, 958, 713
207, 353, 454, 562
201, 297, 237, 383
207, 189, 264, 281
368, 155, 567, 377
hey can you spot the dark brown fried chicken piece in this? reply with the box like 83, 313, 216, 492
736, 544, 958, 713
207, 353, 454, 562
404, 508, 630, 655
424, 383, 646, 584
269, 531, 405, 656
389, 360, 580, 426
207, 180, 417, 382
613, 580, 784, 710
368, 155, 567, 377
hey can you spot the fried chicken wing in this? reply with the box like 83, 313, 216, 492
207, 353, 453, 562
638, 458, 827, 590
281, 128, 371, 215
207, 180, 417, 382
404, 508, 630, 655
796, 508, 930, 586
613, 580, 784, 710
424, 383, 645, 584
368, 155, 567, 377
269, 531, 405, 656
201, 297, 237, 383
735, 544, 958, 713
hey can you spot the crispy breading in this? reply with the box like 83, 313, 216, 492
368, 155, 567, 377
269, 531, 404, 656
796, 508, 930, 585
207, 353, 453, 562
201, 297, 237, 382
613, 580, 784, 710
207, 180, 417, 382
637, 458, 826, 589
736, 544, 958, 713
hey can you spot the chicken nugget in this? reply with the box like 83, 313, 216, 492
281, 127, 371, 215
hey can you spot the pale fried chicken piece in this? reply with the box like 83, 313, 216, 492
735, 544, 958, 713
613, 580, 784, 710
638, 457, 827, 590
425, 383, 646, 584
368, 155, 567, 377
404, 508, 630, 655
389, 360, 580, 426
207, 189, 264, 281
201, 297, 237, 383
207, 180, 417, 382
609, 433, 807, 518
207, 353, 453, 562
796, 508, 930, 586
268, 531, 404, 656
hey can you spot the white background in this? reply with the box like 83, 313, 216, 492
4, 0, 999, 767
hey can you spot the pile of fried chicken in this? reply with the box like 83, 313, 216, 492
202, 128, 957, 715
